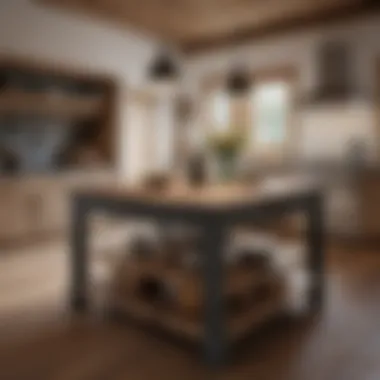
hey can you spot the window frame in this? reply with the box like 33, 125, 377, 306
249, 77, 296, 160
202, 66, 299, 161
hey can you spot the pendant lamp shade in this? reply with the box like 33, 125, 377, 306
226, 66, 251, 95
149, 50, 179, 81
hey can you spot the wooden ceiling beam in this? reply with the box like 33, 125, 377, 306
181, 0, 380, 55
179, 0, 358, 42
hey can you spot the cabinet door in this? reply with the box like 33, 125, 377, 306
0, 183, 30, 242
24, 190, 44, 237
0, 184, 13, 241
359, 178, 380, 237
44, 181, 69, 232
30, 180, 67, 235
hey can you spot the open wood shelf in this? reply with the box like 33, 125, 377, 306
109, 254, 286, 343
0, 91, 105, 120
110, 282, 285, 343
114, 256, 280, 301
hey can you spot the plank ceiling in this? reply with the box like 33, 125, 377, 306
38, 0, 379, 53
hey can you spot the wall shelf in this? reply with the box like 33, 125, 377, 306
0, 91, 105, 120
0, 56, 118, 247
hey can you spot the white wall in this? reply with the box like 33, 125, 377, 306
299, 101, 377, 161
0, 0, 157, 85
184, 14, 380, 162
0, 0, 177, 182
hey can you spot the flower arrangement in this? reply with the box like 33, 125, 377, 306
207, 129, 245, 158
207, 128, 245, 181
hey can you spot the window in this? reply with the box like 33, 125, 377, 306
252, 81, 290, 144
250, 79, 293, 158
205, 70, 295, 159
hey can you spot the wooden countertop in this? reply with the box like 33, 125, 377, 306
76, 178, 320, 210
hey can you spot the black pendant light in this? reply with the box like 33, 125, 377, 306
226, 65, 251, 95
149, 49, 179, 82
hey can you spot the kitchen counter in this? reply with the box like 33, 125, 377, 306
241, 160, 380, 240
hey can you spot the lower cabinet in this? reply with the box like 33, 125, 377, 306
0, 170, 116, 246
0, 183, 30, 242
358, 175, 380, 239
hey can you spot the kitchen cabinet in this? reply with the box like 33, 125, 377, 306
0, 170, 117, 247
0, 182, 29, 241
357, 171, 380, 239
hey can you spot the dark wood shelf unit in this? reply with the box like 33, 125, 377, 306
0, 55, 118, 171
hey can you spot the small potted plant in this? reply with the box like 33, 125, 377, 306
208, 128, 245, 182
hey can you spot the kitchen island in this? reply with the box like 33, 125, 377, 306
69, 181, 325, 367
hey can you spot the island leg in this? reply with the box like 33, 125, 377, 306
70, 197, 90, 312
305, 194, 324, 314
201, 222, 227, 367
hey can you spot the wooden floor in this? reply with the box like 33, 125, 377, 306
1, 241, 380, 380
